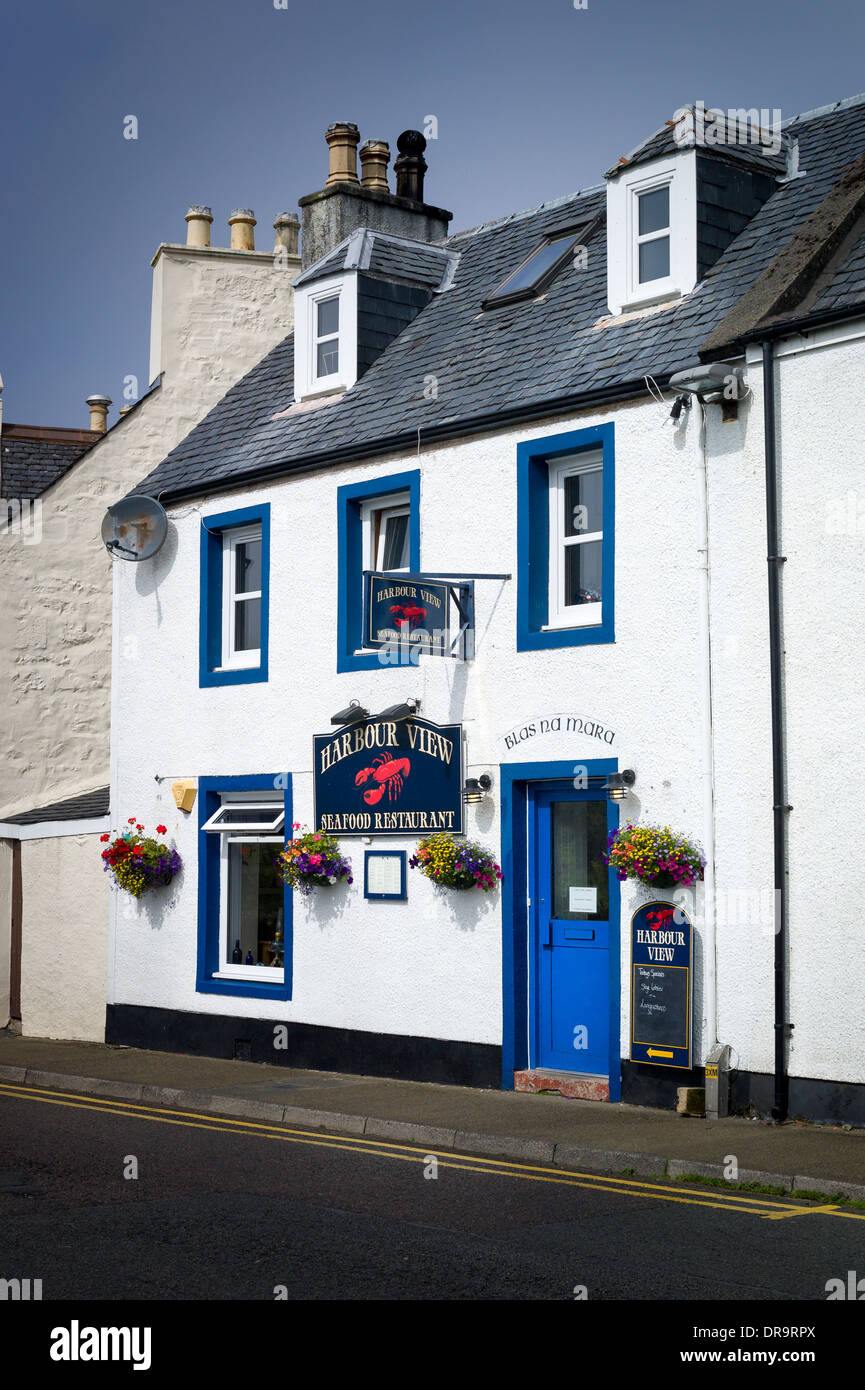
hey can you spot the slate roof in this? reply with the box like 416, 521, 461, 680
3, 787, 110, 825
294, 228, 456, 290
2, 425, 99, 499
133, 94, 865, 506
608, 109, 786, 177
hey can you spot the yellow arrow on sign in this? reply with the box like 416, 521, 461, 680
647, 1048, 674, 1058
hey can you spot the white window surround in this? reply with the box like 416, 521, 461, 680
218, 523, 262, 671
212, 791, 284, 984
544, 452, 603, 630
606, 151, 697, 315
294, 273, 358, 400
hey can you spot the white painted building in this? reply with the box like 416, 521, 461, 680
107, 103, 865, 1123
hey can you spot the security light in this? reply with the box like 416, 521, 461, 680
667, 362, 745, 400
375, 698, 420, 722
330, 701, 369, 726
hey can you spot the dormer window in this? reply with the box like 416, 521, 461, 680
315, 295, 340, 379
606, 153, 696, 316
294, 273, 358, 400
636, 186, 670, 284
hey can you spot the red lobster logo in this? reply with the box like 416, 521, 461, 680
355, 755, 411, 806
645, 907, 675, 931
389, 603, 427, 631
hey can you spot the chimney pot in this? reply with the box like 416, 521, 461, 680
273, 212, 300, 256
228, 209, 256, 251
86, 394, 112, 433
185, 205, 213, 247
394, 129, 428, 202
359, 139, 390, 193
325, 122, 361, 186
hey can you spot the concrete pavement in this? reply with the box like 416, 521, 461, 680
1, 1032, 863, 1200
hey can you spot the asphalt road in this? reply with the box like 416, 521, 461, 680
1, 1084, 863, 1303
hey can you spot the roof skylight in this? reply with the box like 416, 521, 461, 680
483, 229, 582, 308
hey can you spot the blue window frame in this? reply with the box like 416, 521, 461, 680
200, 504, 270, 687
516, 424, 614, 650
336, 470, 420, 673
197, 773, 292, 1001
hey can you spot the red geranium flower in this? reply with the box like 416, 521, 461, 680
156, 825, 167, 836
128, 818, 136, 825
100, 834, 110, 842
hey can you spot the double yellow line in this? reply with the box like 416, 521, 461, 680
1, 1081, 861, 1222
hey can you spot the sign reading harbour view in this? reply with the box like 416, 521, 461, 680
629, 900, 693, 1070
313, 716, 464, 836
364, 572, 474, 659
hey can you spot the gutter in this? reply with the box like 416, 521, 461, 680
760, 339, 792, 1123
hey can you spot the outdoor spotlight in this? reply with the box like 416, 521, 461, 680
669, 394, 690, 421
463, 774, 493, 805
606, 769, 636, 802
667, 361, 745, 401
376, 698, 420, 722
330, 701, 369, 726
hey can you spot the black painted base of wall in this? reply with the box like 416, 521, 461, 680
105, 1004, 502, 1089
106, 1005, 865, 1126
621, 1058, 865, 1128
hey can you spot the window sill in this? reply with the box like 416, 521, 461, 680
214, 968, 284, 985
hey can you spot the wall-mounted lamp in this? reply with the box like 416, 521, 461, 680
330, 700, 369, 726
376, 697, 420, 722
606, 769, 636, 801
463, 774, 493, 805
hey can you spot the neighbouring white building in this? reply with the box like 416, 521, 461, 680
106, 103, 865, 1124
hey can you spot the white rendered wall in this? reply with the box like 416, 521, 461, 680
110, 393, 714, 1055
110, 321, 865, 1082
707, 320, 865, 1088
19, 833, 109, 1040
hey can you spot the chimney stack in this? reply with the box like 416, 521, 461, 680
359, 140, 390, 193
228, 209, 256, 251
325, 122, 361, 185
394, 130, 427, 203
86, 394, 111, 433
273, 212, 300, 256
185, 205, 213, 247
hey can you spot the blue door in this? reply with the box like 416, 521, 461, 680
530, 785, 618, 1078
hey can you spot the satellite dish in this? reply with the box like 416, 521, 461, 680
101, 495, 168, 561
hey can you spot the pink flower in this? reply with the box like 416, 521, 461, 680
292, 822, 300, 829
308, 854, 322, 867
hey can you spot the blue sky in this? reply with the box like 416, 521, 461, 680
1, 0, 863, 426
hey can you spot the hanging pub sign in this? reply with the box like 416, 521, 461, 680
313, 716, 464, 837
363, 572, 475, 660
630, 901, 693, 1070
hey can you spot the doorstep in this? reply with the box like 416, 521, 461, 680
514, 1068, 609, 1101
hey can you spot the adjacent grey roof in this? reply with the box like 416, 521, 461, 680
4, 787, 110, 825
134, 94, 865, 505
294, 227, 457, 290
1, 428, 97, 499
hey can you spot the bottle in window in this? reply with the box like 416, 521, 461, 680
232, 940, 242, 964
245, 950, 254, 965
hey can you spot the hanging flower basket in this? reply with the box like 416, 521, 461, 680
410, 832, 503, 892
275, 824, 352, 896
602, 822, 704, 890
100, 820, 182, 899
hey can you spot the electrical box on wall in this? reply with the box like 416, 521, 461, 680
171, 779, 197, 813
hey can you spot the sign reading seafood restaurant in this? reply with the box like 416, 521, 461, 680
313, 717, 464, 836
365, 572, 452, 654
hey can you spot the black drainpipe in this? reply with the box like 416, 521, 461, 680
761, 338, 792, 1122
